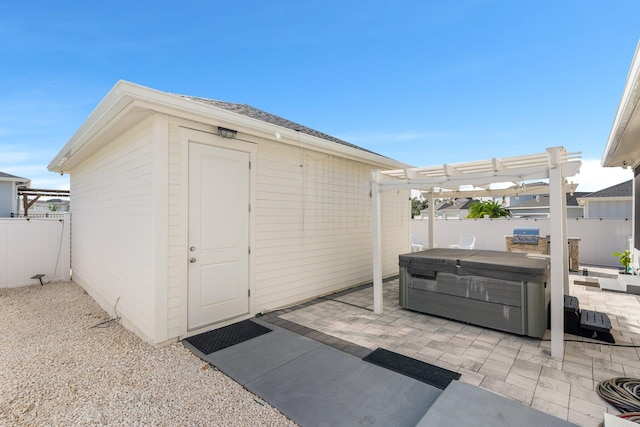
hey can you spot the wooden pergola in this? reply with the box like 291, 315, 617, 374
370, 146, 581, 360
17, 188, 70, 216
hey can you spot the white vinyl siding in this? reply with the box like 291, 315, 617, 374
585, 200, 632, 219
253, 140, 409, 312
70, 115, 157, 342
0, 182, 12, 217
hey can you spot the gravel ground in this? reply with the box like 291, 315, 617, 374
0, 281, 297, 427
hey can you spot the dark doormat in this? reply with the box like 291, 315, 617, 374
184, 319, 272, 355
363, 348, 460, 390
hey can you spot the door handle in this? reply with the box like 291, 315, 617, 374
190, 257, 197, 263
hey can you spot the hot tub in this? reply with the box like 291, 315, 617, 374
399, 248, 550, 338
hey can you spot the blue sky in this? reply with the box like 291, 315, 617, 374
0, 1, 638, 191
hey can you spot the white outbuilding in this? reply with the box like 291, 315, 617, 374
48, 81, 409, 345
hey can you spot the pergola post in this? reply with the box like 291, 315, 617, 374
370, 147, 579, 353
371, 171, 383, 314
428, 190, 435, 248
548, 147, 566, 360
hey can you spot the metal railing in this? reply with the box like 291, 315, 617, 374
10, 212, 68, 219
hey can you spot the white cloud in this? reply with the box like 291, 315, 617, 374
571, 158, 633, 192
0, 147, 32, 163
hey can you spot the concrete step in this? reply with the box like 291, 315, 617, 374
580, 309, 612, 333
564, 295, 579, 313
416, 380, 578, 426
599, 275, 640, 295
561, 295, 614, 343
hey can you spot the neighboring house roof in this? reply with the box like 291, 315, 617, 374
437, 198, 478, 211
435, 201, 452, 211
0, 171, 29, 183
50, 81, 407, 173
509, 192, 589, 209
579, 179, 632, 199
182, 96, 382, 157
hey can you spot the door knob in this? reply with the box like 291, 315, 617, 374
190, 257, 197, 263
190, 246, 196, 252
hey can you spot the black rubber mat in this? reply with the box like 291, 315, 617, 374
184, 319, 272, 355
363, 348, 460, 390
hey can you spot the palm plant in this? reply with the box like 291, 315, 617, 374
467, 200, 510, 219
467, 202, 486, 218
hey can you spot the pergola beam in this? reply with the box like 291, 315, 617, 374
17, 188, 70, 216
17, 188, 70, 197
371, 146, 581, 361
419, 182, 578, 199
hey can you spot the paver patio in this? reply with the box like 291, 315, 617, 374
261, 266, 640, 427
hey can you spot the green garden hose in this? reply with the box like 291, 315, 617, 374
597, 378, 640, 413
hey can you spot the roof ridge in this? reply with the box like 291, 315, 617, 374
179, 94, 384, 158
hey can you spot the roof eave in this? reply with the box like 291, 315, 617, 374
577, 196, 632, 202
603, 40, 640, 169
0, 176, 30, 184
48, 80, 141, 172
49, 81, 408, 173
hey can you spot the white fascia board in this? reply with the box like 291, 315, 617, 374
603, 40, 640, 168
49, 80, 408, 172
578, 196, 632, 202
48, 80, 140, 172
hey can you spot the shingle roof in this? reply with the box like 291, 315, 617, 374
181, 95, 384, 157
0, 171, 28, 181
437, 198, 479, 211
435, 201, 452, 211
581, 179, 632, 198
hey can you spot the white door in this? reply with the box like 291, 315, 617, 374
188, 142, 250, 330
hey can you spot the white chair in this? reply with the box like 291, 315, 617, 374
411, 243, 423, 252
449, 234, 476, 249
411, 235, 426, 252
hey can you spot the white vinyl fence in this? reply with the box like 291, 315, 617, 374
411, 217, 632, 268
0, 214, 71, 288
